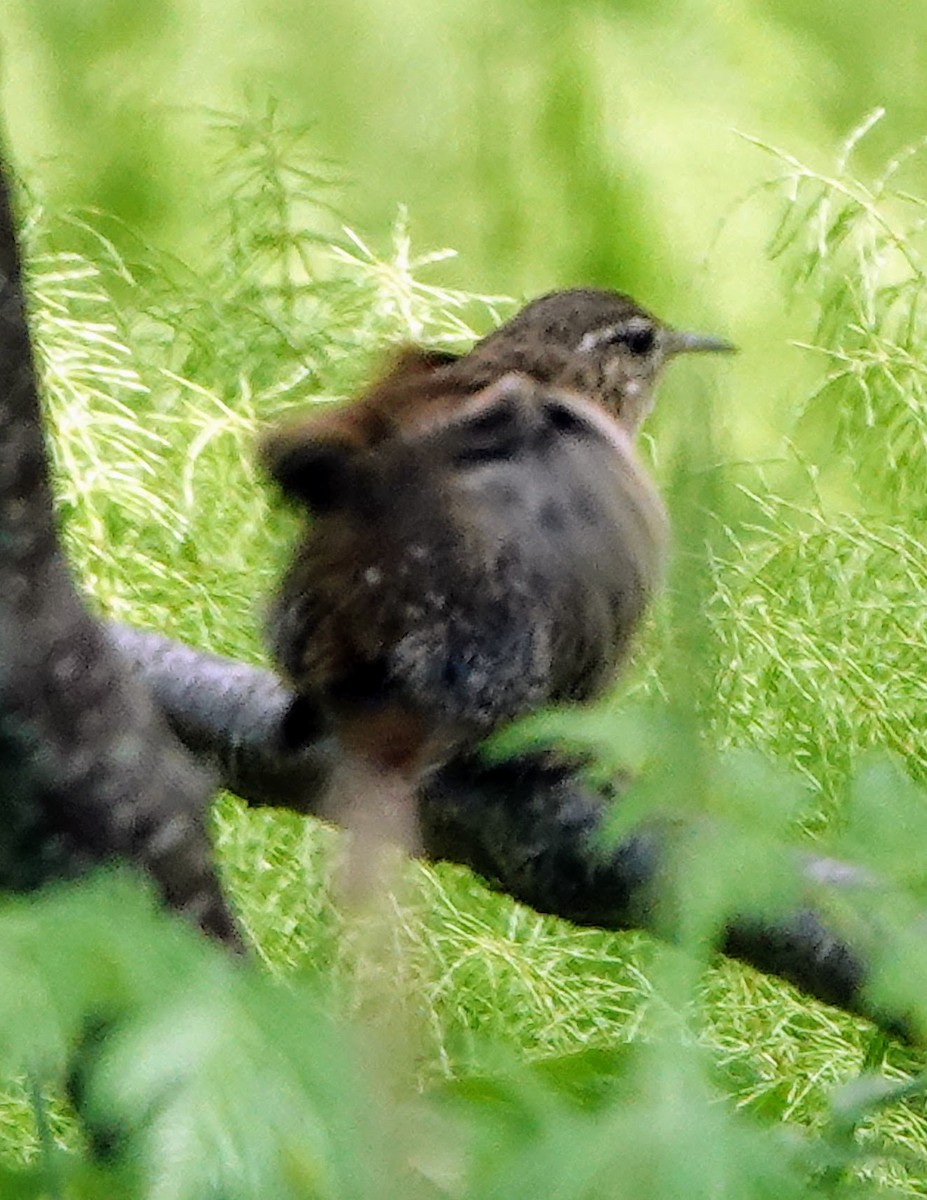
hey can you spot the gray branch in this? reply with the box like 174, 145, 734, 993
0, 158, 242, 948
107, 622, 911, 1040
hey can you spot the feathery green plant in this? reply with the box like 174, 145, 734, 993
701, 113, 927, 816
6, 112, 927, 1195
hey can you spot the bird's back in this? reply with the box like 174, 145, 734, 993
266, 370, 666, 749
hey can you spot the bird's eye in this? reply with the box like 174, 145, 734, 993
622, 325, 655, 355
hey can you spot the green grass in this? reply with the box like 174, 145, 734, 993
6, 112, 927, 1196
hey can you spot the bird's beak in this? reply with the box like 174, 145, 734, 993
663, 329, 737, 357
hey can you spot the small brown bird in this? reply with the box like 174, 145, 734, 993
261, 288, 733, 884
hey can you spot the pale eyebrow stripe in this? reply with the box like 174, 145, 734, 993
578, 325, 619, 353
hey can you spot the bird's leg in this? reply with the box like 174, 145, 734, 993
320, 704, 442, 904
325, 754, 423, 908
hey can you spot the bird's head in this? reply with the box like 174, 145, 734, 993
469, 287, 736, 433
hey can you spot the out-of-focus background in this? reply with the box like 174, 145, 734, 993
6, 7, 927, 1192
5, 0, 926, 457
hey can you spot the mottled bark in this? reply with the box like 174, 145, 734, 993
108, 622, 911, 1039
0, 164, 242, 948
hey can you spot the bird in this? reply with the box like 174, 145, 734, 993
260, 287, 734, 889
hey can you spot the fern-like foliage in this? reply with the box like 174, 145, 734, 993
9, 111, 927, 1197
696, 116, 927, 818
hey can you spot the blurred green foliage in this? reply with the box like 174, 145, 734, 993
6, 0, 927, 464
4, 103, 927, 1198
6, 0, 927, 289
